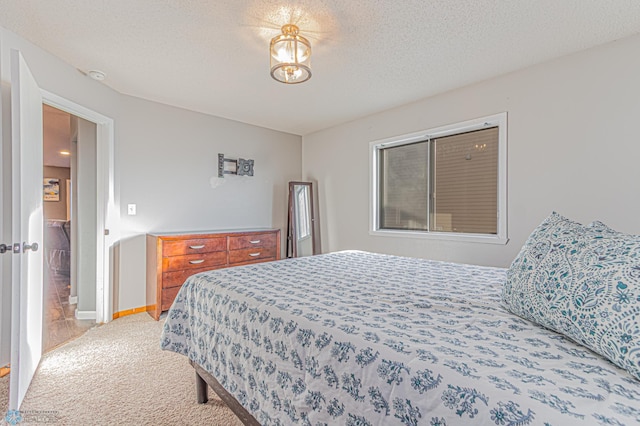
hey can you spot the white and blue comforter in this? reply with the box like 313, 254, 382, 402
161, 251, 640, 425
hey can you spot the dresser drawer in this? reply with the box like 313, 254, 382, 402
228, 233, 277, 250
162, 267, 213, 289
229, 246, 277, 265
161, 286, 182, 311
162, 237, 226, 256
162, 251, 227, 272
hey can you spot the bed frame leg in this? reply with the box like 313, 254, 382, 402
196, 371, 208, 404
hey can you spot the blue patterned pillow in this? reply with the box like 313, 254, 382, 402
503, 212, 640, 380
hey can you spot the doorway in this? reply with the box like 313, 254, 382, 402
42, 90, 116, 325
2, 51, 117, 410
42, 105, 95, 351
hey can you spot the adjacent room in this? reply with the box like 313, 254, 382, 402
1, 1, 639, 425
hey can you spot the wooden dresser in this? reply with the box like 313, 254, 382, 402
146, 229, 280, 320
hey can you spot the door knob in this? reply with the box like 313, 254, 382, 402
23, 242, 39, 252
0, 243, 38, 253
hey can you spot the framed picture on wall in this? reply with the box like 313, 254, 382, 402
44, 178, 60, 201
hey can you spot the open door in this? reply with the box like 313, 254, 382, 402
8, 50, 44, 410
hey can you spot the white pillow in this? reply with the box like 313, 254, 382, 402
502, 212, 640, 381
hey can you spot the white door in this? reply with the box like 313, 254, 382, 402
9, 49, 44, 410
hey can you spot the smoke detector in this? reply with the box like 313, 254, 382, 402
87, 70, 106, 81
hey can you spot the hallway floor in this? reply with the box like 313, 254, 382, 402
44, 270, 95, 352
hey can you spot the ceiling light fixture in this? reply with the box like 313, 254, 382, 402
270, 24, 311, 84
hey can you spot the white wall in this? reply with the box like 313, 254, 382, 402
303, 34, 640, 268
69, 117, 78, 301
113, 94, 300, 312
76, 119, 97, 313
0, 25, 302, 364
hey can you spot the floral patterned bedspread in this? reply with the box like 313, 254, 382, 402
161, 251, 640, 425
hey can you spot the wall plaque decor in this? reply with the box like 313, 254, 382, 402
218, 153, 254, 177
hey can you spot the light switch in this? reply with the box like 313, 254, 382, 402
127, 204, 137, 215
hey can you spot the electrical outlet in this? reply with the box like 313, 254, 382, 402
127, 204, 137, 215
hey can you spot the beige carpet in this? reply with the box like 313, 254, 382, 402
0, 313, 241, 425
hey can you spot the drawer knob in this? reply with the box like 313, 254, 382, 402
249, 240, 261, 244
249, 252, 261, 257
189, 259, 205, 264
189, 245, 206, 249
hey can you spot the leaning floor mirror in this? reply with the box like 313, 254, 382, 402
287, 181, 317, 258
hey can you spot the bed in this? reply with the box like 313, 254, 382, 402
161, 248, 640, 425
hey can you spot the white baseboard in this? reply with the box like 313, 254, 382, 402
68, 296, 78, 304
75, 309, 96, 320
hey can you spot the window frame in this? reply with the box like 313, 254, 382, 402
369, 113, 508, 244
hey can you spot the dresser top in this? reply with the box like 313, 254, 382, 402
148, 228, 279, 237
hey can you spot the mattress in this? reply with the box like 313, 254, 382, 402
161, 250, 640, 425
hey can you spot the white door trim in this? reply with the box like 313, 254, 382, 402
40, 90, 117, 324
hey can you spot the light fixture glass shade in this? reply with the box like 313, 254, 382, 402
270, 24, 311, 84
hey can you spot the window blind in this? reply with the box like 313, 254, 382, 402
432, 127, 498, 234
379, 142, 429, 230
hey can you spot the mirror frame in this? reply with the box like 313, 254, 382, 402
286, 181, 316, 258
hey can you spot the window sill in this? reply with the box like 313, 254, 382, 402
370, 229, 509, 245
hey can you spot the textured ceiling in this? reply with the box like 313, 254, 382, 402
1, 1, 640, 135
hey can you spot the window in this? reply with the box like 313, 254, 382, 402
370, 113, 507, 244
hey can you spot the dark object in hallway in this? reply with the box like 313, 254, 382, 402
45, 219, 70, 275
